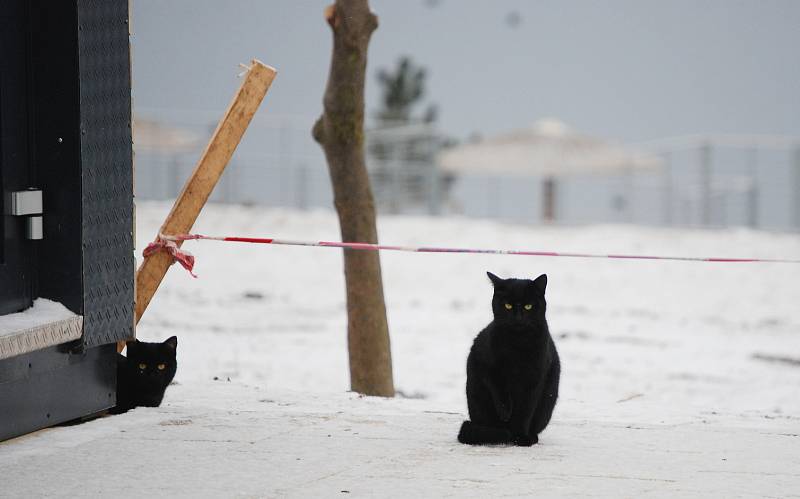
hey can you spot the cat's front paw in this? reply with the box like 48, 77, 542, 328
513, 434, 538, 447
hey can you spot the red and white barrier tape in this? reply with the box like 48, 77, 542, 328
141, 232, 800, 277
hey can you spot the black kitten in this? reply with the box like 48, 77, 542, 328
111, 336, 178, 414
458, 272, 560, 446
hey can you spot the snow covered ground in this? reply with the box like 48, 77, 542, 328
3, 383, 798, 498
3, 202, 800, 497
137, 202, 800, 421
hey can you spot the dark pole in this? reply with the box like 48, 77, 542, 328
700, 141, 712, 227
662, 151, 672, 226
747, 147, 759, 228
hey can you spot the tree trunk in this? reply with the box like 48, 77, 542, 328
313, 0, 394, 397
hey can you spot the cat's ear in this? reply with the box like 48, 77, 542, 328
487, 272, 503, 286
163, 336, 178, 350
532, 274, 547, 293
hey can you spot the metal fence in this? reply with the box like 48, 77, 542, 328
133, 109, 800, 232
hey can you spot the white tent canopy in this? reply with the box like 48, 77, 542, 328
437, 119, 662, 177
133, 117, 201, 154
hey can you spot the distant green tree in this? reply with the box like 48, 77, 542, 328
371, 56, 453, 214
376, 57, 431, 125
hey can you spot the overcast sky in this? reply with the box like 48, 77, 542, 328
131, 0, 800, 144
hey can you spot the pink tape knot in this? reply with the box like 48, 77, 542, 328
142, 234, 197, 278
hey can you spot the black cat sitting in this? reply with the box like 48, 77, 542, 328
458, 272, 560, 446
111, 336, 178, 414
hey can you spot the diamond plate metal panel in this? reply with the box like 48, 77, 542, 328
0, 317, 84, 361
77, 0, 134, 347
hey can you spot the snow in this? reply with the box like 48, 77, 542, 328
2, 384, 798, 497
2, 201, 800, 496
0, 298, 78, 338
134, 202, 800, 420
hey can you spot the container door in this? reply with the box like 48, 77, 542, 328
0, 0, 36, 316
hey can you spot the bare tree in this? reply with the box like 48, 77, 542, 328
312, 0, 394, 397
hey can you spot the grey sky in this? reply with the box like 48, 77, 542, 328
131, 0, 800, 144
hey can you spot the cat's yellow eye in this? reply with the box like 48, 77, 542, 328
524, 304, 533, 310
157, 363, 166, 371
504, 303, 513, 310
138, 363, 147, 370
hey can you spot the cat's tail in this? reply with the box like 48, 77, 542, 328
457, 420, 513, 445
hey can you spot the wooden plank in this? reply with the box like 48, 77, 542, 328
132, 60, 277, 333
